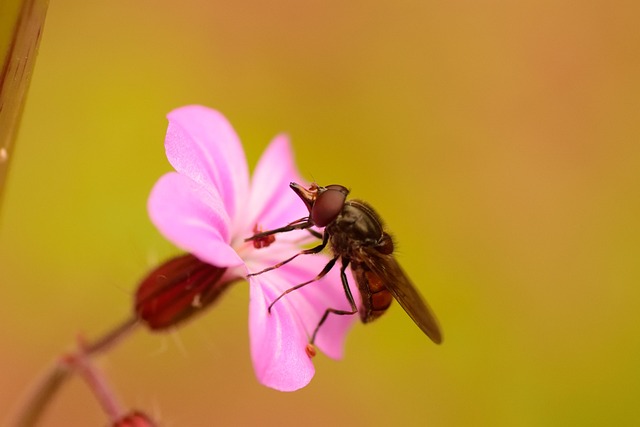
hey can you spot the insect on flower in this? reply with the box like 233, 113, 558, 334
146, 106, 360, 391
246, 182, 443, 345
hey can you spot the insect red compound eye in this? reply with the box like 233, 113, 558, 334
311, 185, 348, 227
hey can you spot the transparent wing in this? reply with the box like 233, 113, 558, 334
360, 247, 443, 344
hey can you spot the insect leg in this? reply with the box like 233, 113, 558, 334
306, 229, 323, 239
245, 217, 313, 242
310, 258, 358, 345
267, 256, 338, 314
248, 232, 329, 277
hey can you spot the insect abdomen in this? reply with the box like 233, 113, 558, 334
353, 262, 393, 323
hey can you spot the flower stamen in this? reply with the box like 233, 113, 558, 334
251, 224, 276, 249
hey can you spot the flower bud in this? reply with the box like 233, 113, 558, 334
112, 411, 156, 427
135, 254, 233, 330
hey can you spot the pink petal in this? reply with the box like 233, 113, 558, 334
165, 106, 249, 223
246, 134, 310, 233
250, 252, 359, 362
148, 172, 243, 268
249, 275, 315, 391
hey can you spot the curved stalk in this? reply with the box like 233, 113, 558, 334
10, 317, 139, 427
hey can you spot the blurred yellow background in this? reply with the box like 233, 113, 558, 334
2, 0, 639, 425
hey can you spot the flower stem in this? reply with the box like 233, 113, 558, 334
0, 0, 49, 211
11, 363, 70, 427
84, 316, 139, 356
72, 339, 124, 422
11, 316, 139, 427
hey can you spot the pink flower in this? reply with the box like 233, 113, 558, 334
146, 105, 358, 391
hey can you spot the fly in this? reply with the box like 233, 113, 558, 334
245, 182, 442, 345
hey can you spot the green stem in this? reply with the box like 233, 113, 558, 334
0, 0, 49, 211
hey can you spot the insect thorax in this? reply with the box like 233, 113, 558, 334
326, 201, 385, 258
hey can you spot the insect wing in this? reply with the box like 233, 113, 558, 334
360, 248, 443, 344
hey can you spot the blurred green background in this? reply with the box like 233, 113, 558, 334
2, 0, 640, 425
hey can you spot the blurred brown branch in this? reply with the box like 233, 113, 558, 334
0, 0, 49, 214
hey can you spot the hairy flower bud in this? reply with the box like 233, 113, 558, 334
135, 254, 234, 330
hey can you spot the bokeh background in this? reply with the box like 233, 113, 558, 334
2, 0, 640, 425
